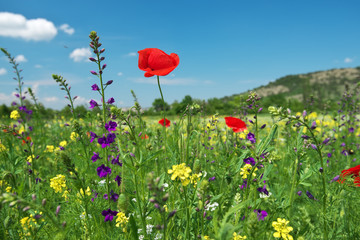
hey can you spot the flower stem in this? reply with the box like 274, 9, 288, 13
157, 76, 168, 170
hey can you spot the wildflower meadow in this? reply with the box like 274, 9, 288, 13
1, 31, 360, 240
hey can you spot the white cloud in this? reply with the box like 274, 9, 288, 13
0, 68, 6, 75
0, 12, 57, 41
0, 91, 17, 105
132, 77, 212, 86
44, 96, 58, 102
117, 72, 123, 76
59, 24, 75, 35
27, 79, 57, 95
127, 52, 137, 57
344, 57, 353, 63
15, 54, 27, 63
73, 96, 89, 106
34, 64, 43, 68
69, 48, 91, 62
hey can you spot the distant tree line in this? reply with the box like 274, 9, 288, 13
0, 92, 342, 120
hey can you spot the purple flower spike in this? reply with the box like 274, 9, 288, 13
89, 100, 98, 109
101, 208, 118, 222
97, 164, 112, 178
91, 84, 100, 91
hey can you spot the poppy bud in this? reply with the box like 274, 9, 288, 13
117, 194, 128, 212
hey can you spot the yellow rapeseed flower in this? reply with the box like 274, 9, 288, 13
50, 174, 66, 193
10, 110, 20, 120
168, 163, 192, 186
272, 218, 293, 240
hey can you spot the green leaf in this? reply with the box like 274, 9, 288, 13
257, 124, 278, 155
129, 214, 139, 240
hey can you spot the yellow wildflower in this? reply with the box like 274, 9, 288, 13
27, 155, 35, 163
18, 126, 25, 135
272, 218, 293, 240
189, 172, 202, 187
0, 142, 6, 152
59, 140, 67, 147
115, 211, 129, 232
62, 190, 70, 200
6, 186, 12, 192
10, 110, 20, 120
233, 232, 247, 239
45, 145, 55, 152
50, 174, 66, 193
240, 164, 257, 179
70, 132, 79, 141
168, 163, 192, 186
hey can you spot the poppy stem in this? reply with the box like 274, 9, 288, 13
157, 75, 168, 169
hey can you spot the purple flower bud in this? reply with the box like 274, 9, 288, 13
322, 138, 330, 145
311, 121, 317, 130
297, 191, 302, 196
90, 71, 98, 75
89, 57, 96, 62
56, 205, 61, 216
330, 175, 340, 183
302, 110, 307, 118
102, 64, 107, 70
105, 80, 113, 85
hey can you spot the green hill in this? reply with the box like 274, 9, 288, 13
212, 66, 360, 114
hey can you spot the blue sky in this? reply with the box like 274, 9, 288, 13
0, 0, 359, 110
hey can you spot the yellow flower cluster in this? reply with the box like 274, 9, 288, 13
240, 164, 258, 179
10, 110, 20, 120
115, 211, 129, 232
50, 174, 66, 193
70, 132, 79, 141
0, 141, 6, 152
168, 163, 192, 186
233, 232, 247, 239
189, 172, 202, 187
272, 218, 293, 240
44, 145, 55, 153
20, 211, 44, 237
27, 155, 35, 163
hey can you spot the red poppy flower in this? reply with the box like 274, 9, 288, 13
141, 134, 149, 140
138, 48, 179, 77
224, 117, 247, 132
338, 164, 360, 186
159, 118, 171, 128
22, 136, 31, 145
